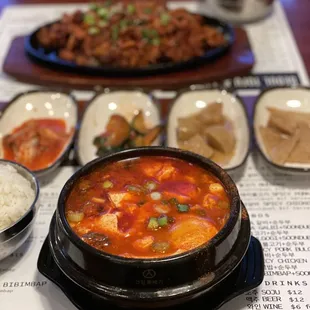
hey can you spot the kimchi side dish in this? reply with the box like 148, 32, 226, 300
2, 119, 73, 171
66, 156, 230, 259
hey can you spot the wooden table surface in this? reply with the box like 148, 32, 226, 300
0, 0, 309, 79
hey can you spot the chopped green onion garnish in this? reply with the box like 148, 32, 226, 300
147, 217, 159, 230
103, 180, 113, 189
84, 14, 96, 25
169, 198, 178, 205
177, 204, 190, 213
142, 28, 158, 39
98, 20, 108, 27
145, 181, 157, 191
160, 12, 170, 25
152, 38, 160, 46
126, 185, 142, 192
150, 191, 162, 200
97, 7, 109, 18
161, 199, 169, 205
149, 29, 158, 37
111, 25, 119, 41
89, 3, 98, 10
158, 215, 168, 227
144, 7, 153, 14
127, 4, 136, 14
120, 19, 128, 30
88, 26, 100, 35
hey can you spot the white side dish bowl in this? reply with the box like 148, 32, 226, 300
0, 90, 78, 177
167, 88, 250, 170
77, 90, 162, 166
254, 87, 310, 174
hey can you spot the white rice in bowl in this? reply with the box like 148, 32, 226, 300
0, 164, 35, 231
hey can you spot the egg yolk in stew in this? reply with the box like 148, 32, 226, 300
65, 156, 230, 258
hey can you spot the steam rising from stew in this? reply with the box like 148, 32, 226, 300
66, 156, 230, 258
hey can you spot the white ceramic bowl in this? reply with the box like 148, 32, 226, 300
77, 90, 162, 166
254, 87, 310, 174
0, 90, 78, 177
167, 88, 250, 170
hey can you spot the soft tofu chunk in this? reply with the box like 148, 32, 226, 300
98, 213, 119, 234
142, 161, 176, 181
142, 162, 164, 177
203, 194, 218, 209
133, 236, 155, 252
205, 125, 235, 154
170, 216, 218, 251
157, 163, 176, 181
108, 192, 127, 207
209, 183, 224, 194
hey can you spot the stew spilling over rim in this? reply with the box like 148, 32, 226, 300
65, 156, 230, 258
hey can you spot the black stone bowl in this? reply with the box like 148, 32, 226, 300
48, 147, 251, 308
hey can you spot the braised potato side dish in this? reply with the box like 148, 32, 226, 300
36, 1, 227, 68
66, 156, 230, 258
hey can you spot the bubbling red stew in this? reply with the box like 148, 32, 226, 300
66, 156, 230, 258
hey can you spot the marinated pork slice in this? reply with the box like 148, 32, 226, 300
205, 125, 235, 154
178, 134, 214, 158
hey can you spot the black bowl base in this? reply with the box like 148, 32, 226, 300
38, 236, 264, 310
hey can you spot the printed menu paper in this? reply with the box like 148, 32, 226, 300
0, 2, 310, 310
